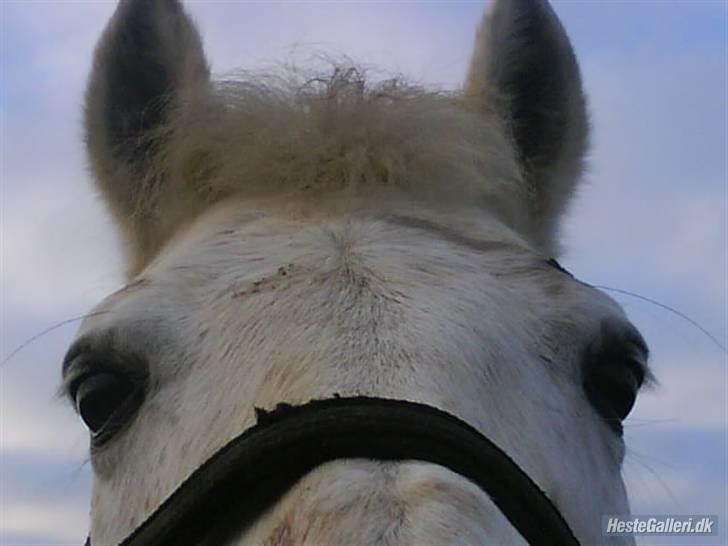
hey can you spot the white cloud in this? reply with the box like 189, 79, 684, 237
0, 385, 87, 459
1, 179, 123, 318
629, 356, 727, 429
563, 52, 727, 309
1, 3, 124, 320
0, 501, 88, 544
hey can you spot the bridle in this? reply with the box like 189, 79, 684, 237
84, 396, 580, 546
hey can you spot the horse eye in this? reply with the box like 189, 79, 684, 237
69, 369, 143, 445
582, 319, 649, 435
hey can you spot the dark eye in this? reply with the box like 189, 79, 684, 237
582, 319, 649, 435
65, 358, 145, 447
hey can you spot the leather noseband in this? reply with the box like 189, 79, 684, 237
84, 396, 580, 546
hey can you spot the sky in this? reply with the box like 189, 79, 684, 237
0, 1, 726, 545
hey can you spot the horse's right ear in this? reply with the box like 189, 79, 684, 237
85, 0, 210, 275
464, 0, 588, 256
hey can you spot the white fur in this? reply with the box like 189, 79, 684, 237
75, 1, 639, 544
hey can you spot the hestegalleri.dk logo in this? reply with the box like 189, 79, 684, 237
602, 515, 718, 536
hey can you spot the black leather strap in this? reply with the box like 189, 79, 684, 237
86, 396, 580, 546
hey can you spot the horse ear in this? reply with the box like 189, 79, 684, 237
85, 0, 210, 274
464, 0, 588, 254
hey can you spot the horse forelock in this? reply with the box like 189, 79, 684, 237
131, 64, 527, 249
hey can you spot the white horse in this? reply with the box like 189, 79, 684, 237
66, 0, 650, 544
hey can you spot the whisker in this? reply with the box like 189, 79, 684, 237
624, 448, 680, 510
624, 418, 681, 428
594, 285, 727, 354
1, 312, 106, 367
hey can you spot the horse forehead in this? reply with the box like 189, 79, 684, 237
124, 210, 612, 327
155, 196, 531, 269
88, 204, 622, 337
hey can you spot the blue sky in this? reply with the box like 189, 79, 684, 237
1, 1, 726, 544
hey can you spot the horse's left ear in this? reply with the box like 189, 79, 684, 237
465, 0, 588, 254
